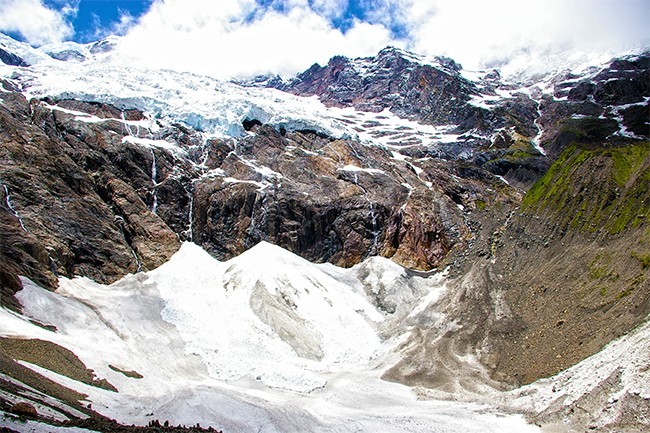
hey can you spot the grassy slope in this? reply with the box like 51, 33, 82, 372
489, 140, 650, 384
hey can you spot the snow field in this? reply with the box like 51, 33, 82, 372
0, 242, 541, 432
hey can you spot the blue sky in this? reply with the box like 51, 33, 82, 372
65, 0, 154, 42
0, 0, 648, 78
41, 0, 154, 42
5, 0, 399, 44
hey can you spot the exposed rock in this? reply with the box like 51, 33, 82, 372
9, 402, 37, 417
191, 127, 495, 269
274, 46, 489, 132
0, 48, 28, 67
0, 86, 182, 306
0, 338, 117, 392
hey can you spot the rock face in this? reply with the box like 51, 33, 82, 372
0, 47, 28, 66
269, 47, 553, 187
536, 53, 650, 158
190, 124, 512, 269
0, 89, 182, 305
275, 47, 484, 130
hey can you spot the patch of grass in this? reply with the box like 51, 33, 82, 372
600, 287, 608, 297
616, 287, 634, 299
503, 149, 539, 162
609, 144, 649, 187
631, 251, 650, 269
590, 265, 609, 280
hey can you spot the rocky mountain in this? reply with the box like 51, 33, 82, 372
0, 33, 648, 432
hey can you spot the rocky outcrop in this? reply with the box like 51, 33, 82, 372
536, 52, 650, 158
0, 47, 28, 66
276, 47, 484, 130
191, 125, 512, 269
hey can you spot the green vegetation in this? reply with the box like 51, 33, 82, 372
610, 144, 649, 187
631, 251, 650, 269
558, 117, 619, 143
616, 287, 635, 299
589, 254, 619, 282
522, 142, 650, 234
503, 149, 540, 163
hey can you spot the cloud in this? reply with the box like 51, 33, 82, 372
390, 0, 650, 74
18, 0, 644, 78
112, 0, 395, 79
311, 0, 349, 18
0, 0, 74, 45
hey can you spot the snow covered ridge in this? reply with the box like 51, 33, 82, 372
0, 241, 540, 432
1, 58, 470, 152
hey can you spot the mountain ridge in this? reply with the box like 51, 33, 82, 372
0, 32, 648, 432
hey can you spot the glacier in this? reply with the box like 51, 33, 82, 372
0, 241, 541, 433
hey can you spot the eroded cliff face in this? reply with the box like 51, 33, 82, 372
189, 124, 516, 269
0, 80, 521, 310
0, 91, 182, 305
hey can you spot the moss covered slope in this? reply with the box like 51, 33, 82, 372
522, 141, 649, 234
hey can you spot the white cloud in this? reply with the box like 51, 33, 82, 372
112, 0, 395, 79
311, 0, 349, 18
0, 0, 74, 45
393, 0, 650, 74
87, 0, 650, 78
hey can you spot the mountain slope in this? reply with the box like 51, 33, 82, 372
384, 140, 650, 389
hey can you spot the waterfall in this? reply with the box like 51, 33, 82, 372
131, 248, 143, 273
351, 173, 380, 254
3, 184, 27, 232
185, 187, 194, 241
122, 112, 136, 137
531, 100, 546, 156
150, 149, 158, 214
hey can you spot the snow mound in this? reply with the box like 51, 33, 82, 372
0, 241, 542, 432
153, 241, 386, 391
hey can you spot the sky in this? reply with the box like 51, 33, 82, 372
0, 0, 649, 78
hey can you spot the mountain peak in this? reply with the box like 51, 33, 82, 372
374, 46, 463, 73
